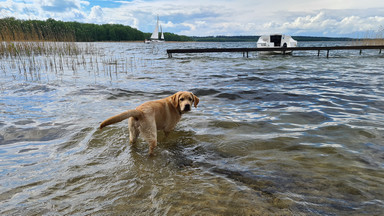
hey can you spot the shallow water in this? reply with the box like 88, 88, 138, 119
1, 41, 384, 215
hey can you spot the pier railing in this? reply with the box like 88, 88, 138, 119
167, 45, 384, 58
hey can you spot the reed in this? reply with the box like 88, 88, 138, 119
0, 44, 142, 82
352, 26, 384, 46
0, 18, 146, 82
0, 17, 90, 57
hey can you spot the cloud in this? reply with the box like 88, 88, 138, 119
88, 5, 104, 22
0, 0, 90, 20
264, 10, 384, 37
1, 0, 384, 37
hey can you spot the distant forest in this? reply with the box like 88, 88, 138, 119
0, 17, 353, 42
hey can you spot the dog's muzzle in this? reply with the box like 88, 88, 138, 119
183, 104, 191, 112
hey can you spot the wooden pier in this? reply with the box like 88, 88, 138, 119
167, 45, 384, 58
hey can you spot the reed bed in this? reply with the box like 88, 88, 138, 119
351, 26, 384, 46
0, 17, 83, 56
0, 47, 143, 82
0, 18, 146, 83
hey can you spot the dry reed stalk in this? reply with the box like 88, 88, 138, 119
352, 26, 384, 46
1, 19, 144, 82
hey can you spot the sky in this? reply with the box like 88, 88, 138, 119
1, 0, 384, 37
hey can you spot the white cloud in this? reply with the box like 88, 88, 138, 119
88, 5, 103, 22
263, 10, 384, 37
1, 0, 384, 37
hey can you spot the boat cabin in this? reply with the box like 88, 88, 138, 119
257, 34, 297, 48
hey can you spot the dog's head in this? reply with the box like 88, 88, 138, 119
170, 91, 199, 114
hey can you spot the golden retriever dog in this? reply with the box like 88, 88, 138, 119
100, 91, 199, 155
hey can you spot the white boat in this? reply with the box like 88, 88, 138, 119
145, 16, 165, 43
257, 34, 297, 54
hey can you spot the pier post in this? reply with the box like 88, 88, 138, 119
380, 49, 382, 54
318, 50, 320, 56
360, 50, 362, 55
327, 50, 329, 58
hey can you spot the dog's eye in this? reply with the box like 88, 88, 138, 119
180, 98, 185, 101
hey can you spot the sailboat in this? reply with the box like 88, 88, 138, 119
145, 16, 165, 43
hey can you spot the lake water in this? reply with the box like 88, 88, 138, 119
1, 41, 384, 215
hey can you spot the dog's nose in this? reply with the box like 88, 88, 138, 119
184, 104, 191, 111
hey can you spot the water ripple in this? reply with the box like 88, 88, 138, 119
1, 41, 384, 215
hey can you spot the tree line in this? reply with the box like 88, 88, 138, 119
0, 17, 192, 42
1, 17, 354, 43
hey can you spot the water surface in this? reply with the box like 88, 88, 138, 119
1, 42, 384, 215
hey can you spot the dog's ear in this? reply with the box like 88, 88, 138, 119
192, 93, 199, 108
170, 92, 180, 108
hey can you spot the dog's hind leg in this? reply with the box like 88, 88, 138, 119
128, 117, 140, 144
148, 140, 157, 156
140, 118, 157, 155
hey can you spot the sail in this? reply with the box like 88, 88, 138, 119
150, 16, 159, 40
160, 25, 164, 40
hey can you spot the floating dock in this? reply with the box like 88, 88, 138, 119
167, 45, 384, 58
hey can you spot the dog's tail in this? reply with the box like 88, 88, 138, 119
100, 109, 141, 129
